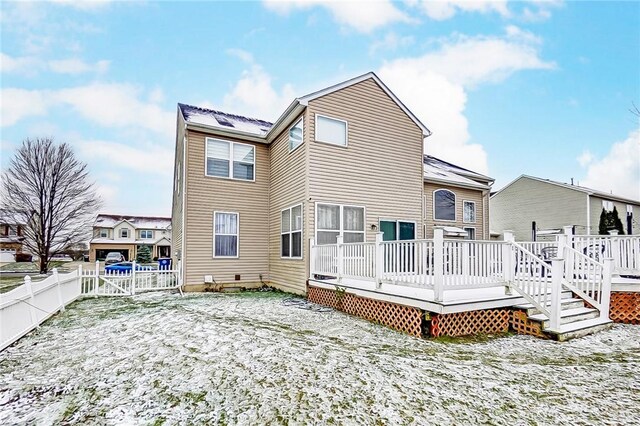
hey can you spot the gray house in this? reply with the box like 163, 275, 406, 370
490, 175, 640, 240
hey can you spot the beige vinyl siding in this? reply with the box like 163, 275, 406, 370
306, 78, 424, 245
589, 196, 640, 235
183, 130, 270, 288
423, 182, 487, 239
268, 113, 308, 294
490, 177, 587, 240
171, 112, 186, 266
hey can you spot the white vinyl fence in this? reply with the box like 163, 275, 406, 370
1, 269, 81, 351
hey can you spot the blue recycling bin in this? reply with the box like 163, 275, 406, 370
158, 258, 172, 270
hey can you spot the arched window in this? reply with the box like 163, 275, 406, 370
434, 189, 456, 221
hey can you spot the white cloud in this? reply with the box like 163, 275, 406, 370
226, 48, 254, 64
263, 0, 414, 33
1, 84, 174, 136
369, 32, 415, 55
49, 0, 113, 11
414, 0, 510, 21
77, 140, 174, 176
577, 150, 594, 167
48, 58, 110, 74
379, 26, 554, 174
222, 58, 296, 121
580, 130, 640, 200
0, 53, 40, 74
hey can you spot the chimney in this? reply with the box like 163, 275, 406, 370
571, 178, 574, 185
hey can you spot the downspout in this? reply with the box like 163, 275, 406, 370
586, 194, 591, 235
181, 127, 187, 288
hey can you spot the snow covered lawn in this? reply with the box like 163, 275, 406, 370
1, 292, 639, 425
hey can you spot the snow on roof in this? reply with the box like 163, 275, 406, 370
179, 103, 273, 137
94, 214, 171, 230
424, 155, 493, 183
423, 156, 491, 189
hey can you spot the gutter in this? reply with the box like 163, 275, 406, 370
185, 122, 268, 144
423, 176, 490, 191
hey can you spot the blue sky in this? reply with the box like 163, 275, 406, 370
1, 0, 639, 217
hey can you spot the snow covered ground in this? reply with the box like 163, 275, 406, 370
1, 292, 639, 425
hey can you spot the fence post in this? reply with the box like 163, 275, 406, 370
375, 232, 384, 288
24, 275, 38, 328
78, 264, 83, 295
433, 227, 444, 302
94, 260, 100, 297
600, 258, 613, 321
53, 268, 65, 312
131, 260, 137, 295
309, 238, 316, 279
502, 231, 514, 295
336, 235, 344, 283
549, 258, 563, 331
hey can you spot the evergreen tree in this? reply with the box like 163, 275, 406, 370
136, 245, 152, 263
611, 206, 625, 235
598, 208, 609, 235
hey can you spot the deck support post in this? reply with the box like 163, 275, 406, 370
600, 258, 613, 320
557, 234, 567, 260
563, 226, 574, 249
549, 258, 563, 331
309, 238, 316, 280
433, 227, 444, 302
336, 235, 344, 283
375, 232, 384, 288
503, 231, 514, 295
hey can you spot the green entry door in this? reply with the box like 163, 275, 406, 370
380, 220, 416, 273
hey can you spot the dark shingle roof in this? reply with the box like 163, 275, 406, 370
178, 103, 273, 136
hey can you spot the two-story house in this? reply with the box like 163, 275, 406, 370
490, 175, 640, 240
173, 72, 496, 293
0, 209, 27, 262
89, 214, 172, 262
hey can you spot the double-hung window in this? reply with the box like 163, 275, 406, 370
140, 230, 153, 239
463, 201, 476, 223
316, 203, 365, 244
120, 229, 129, 238
289, 118, 303, 152
206, 138, 255, 181
434, 189, 456, 221
99, 229, 108, 238
315, 115, 347, 147
214, 212, 239, 258
281, 204, 303, 258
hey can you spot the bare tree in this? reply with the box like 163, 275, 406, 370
630, 101, 640, 121
1, 138, 101, 273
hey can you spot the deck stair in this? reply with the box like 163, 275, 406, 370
513, 292, 612, 341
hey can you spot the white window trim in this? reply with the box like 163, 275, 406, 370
378, 218, 417, 241
463, 200, 476, 224
463, 227, 476, 240
433, 189, 456, 222
288, 117, 304, 154
314, 114, 348, 148
213, 211, 239, 259
204, 137, 256, 182
120, 228, 129, 238
140, 230, 154, 239
315, 202, 366, 244
281, 203, 304, 260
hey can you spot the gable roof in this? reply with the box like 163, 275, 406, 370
492, 175, 640, 205
94, 214, 172, 230
179, 71, 431, 143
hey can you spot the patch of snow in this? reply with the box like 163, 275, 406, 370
0, 293, 638, 424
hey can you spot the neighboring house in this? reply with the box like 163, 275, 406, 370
0, 210, 26, 262
173, 72, 438, 293
422, 155, 494, 240
490, 175, 640, 240
89, 214, 172, 262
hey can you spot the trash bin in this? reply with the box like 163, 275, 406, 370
158, 257, 172, 270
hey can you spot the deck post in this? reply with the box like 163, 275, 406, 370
563, 226, 574, 249
336, 235, 344, 283
309, 238, 316, 279
610, 236, 620, 272
375, 232, 384, 287
600, 258, 613, 320
503, 231, 514, 295
131, 261, 137, 295
433, 227, 444, 302
549, 258, 563, 331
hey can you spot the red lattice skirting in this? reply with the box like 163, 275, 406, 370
430, 309, 510, 338
307, 286, 423, 337
610, 292, 640, 324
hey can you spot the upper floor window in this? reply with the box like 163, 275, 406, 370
99, 229, 108, 238
316, 203, 364, 244
214, 212, 239, 258
281, 204, 303, 258
315, 114, 347, 147
206, 138, 255, 181
120, 229, 129, 238
289, 117, 304, 152
602, 200, 614, 211
8, 226, 17, 236
463, 201, 476, 223
140, 230, 153, 239
434, 189, 456, 221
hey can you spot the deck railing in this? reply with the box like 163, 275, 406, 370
442, 240, 505, 290
381, 239, 434, 288
563, 244, 611, 318
569, 234, 640, 275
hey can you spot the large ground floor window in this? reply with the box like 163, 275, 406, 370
316, 203, 365, 244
